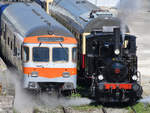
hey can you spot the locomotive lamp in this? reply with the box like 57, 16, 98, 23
132, 75, 138, 81
98, 74, 104, 80
114, 49, 120, 55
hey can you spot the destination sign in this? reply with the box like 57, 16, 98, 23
38, 37, 64, 42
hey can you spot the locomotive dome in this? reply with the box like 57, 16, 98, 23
84, 16, 121, 33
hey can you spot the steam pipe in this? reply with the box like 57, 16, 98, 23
114, 28, 121, 56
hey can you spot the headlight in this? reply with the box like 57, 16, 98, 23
98, 75, 104, 80
31, 71, 38, 77
132, 75, 138, 81
114, 49, 120, 55
63, 72, 70, 78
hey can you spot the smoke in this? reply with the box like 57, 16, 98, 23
139, 96, 150, 104
4, 69, 92, 113
117, 0, 141, 38
4, 69, 37, 113
38, 93, 93, 107
117, 0, 141, 21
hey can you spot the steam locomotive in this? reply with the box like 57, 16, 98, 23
45, 0, 142, 102
88, 27, 142, 102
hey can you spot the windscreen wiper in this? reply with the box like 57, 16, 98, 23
59, 42, 68, 57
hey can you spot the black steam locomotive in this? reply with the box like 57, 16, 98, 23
87, 27, 142, 102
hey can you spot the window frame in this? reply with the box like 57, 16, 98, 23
22, 46, 30, 63
72, 47, 77, 63
32, 47, 50, 63
52, 47, 69, 63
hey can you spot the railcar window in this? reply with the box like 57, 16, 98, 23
53, 48, 68, 62
23, 47, 29, 62
33, 47, 49, 62
72, 48, 77, 62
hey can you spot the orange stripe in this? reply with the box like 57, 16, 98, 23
23, 67, 77, 78
24, 35, 77, 44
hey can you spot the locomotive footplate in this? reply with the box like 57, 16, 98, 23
95, 83, 143, 102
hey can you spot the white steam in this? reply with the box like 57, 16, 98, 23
5, 69, 92, 113
117, 0, 141, 21
38, 93, 93, 107
117, 0, 141, 38
4, 69, 37, 113
139, 96, 150, 104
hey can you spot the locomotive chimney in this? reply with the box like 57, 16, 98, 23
114, 27, 121, 56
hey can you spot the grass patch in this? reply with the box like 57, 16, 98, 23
128, 103, 150, 113
70, 92, 81, 98
69, 85, 90, 98
76, 85, 91, 97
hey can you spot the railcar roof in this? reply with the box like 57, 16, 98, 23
1, 2, 73, 38
54, 0, 98, 18
52, 0, 121, 33
53, 0, 99, 28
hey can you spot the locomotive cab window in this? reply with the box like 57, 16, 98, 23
53, 48, 68, 62
72, 48, 77, 62
33, 47, 49, 62
23, 46, 29, 62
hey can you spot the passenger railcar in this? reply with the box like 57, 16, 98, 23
0, 2, 77, 92
46, 0, 142, 102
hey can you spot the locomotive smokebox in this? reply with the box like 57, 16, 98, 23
114, 28, 121, 56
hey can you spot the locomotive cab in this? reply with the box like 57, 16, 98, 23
85, 27, 142, 102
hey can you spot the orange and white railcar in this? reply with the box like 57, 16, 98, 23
0, 3, 77, 91
23, 35, 77, 90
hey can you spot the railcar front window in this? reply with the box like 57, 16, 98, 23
53, 48, 68, 62
33, 47, 49, 62
23, 46, 29, 62
72, 48, 77, 62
